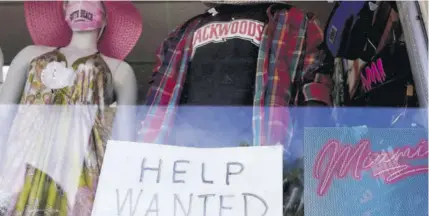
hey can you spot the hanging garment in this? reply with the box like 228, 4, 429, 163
368, 1, 402, 54
139, 4, 333, 147
0, 48, 113, 216
172, 4, 271, 147
330, 1, 403, 107
332, 57, 368, 106
349, 42, 417, 107
323, 1, 376, 59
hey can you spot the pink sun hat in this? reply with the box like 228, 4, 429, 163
24, 0, 143, 60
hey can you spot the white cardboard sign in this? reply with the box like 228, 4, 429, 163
91, 141, 283, 216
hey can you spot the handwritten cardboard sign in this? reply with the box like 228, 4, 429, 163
91, 141, 283, 216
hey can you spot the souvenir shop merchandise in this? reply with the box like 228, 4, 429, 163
323, 1, 377, 59
320, 3, 427, 215
305, 125, 428, 216
0, 1, 142, 215
302, 3, 426, 216
328, 1, 418, 110
139, 2, 333, 216
65, 1, 106, 32
368, 1, 402, 54
139, 1, 333, 146
349, 42, 416, 107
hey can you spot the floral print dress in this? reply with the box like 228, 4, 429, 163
1, 48, 114, 216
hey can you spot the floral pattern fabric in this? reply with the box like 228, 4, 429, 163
1, 48, 113, 216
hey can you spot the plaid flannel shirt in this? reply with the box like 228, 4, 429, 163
139, 4, 333, 146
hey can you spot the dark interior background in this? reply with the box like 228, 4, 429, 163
0, 1, 334, 103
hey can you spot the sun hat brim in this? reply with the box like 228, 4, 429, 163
24, 1, 143, 60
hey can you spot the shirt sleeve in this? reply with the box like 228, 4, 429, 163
146, 15, 202, 105
145, 26, 182, 103
299, 16, 334, 106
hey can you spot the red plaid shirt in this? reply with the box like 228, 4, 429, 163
139, 4, 333, 146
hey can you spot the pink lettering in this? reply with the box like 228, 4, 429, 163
192, 20, 264, 52
361, 58, 386, 92
193, 29, 202, 45
218, 23, 229, 37
255, 24, 264, 41
248, 21, 256, 37
203, 25, 210, 41
239, 20, 248, 34
210, 24, 218, 39
230, 21, 239, 34
313, 139, 428, 196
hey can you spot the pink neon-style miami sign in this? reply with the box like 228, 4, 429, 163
313, 139, 428, 196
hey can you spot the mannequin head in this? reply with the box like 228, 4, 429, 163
24, 0, 143, 60
64, 0, 106, 34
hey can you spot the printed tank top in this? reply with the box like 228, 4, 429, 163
21, 48, 114, 108
0, 48, 115, 215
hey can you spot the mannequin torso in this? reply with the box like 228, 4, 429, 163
0, 1, 142, 214
0, 31, 137, 141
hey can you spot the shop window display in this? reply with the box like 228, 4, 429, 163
0, 1, 426, 216
0, 1, 142, 215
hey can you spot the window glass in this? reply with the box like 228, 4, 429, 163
0, 1, 426, 216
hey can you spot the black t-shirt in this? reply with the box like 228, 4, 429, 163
172, 4, 271, 147
180, 4, 270, 105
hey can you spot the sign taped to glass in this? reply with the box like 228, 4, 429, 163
92, 142, 283, 216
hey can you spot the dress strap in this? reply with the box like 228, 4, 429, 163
51, 47, 63, 56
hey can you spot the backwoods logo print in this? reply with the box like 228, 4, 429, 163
192, 19, 264, 56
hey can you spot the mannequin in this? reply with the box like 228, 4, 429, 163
0, 2, 138, 142
139, 2, 332, 215
0, 1, 142, 215
0, 34, 137, 141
